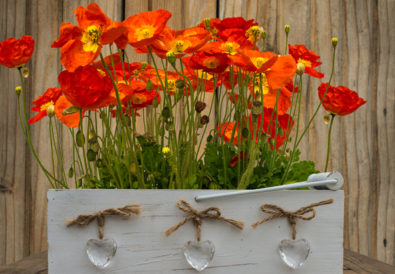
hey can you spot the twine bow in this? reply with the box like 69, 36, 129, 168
165, 200, 244, 242
66, 204, 141, 239
252, 199, 334, 240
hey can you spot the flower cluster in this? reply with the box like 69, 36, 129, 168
1, 3, 366, 190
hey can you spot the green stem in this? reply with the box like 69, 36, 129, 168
324, 114, 336, 172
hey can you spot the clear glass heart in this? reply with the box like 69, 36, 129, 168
86, 238, 117, 269
183, 240, 215, 271
278, 238, 310, 269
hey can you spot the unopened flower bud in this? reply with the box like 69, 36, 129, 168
296, 62, 305, 75
261, 31, 266, 40
166, 51, 176, 65
22, 67, 29, 78
323, 113, 330, 125
76, 130, 85, 147
252, 100, 263, 115
277, 127, 284, 136
46, 104, 55, 117
165, 121, 175, 132
88, 130, 97, 143
207, 134, 213, 142
162, 106, 171, 119
146, 79, 153, 91
87, 149, 96, 162
68, 167, 74, 178
152, 97, 159, 108
332, 37, 338, 47
200, 115, 209, 125
204, 18, 211, 29
15, 86, 22, 96
284, 24, 290, 34
175, 79, 185, 89
195, 101, 206, 113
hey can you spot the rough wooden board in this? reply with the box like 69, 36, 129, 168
48, 190, 343, 273
0, 0, 28, 265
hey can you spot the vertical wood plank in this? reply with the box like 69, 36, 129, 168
0, 0, 28, 265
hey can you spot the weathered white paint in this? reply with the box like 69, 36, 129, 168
48, 189, 344, 273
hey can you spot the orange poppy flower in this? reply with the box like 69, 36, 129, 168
0, 35, 35, 68
288, 44, 324, 78
54, 96, 84, 128
51, 3, 126, 72
150, 26, 211, 58
318, 83, 366, 116
217, 122, 239, 145
58, 65, 113, 110
123, 9, 172, 48
231, 49, 278, 73
28, 88, 62, 124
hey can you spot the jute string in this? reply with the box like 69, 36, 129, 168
165, 200, 244, 242
66, 204, 141, 239
251, 199, 334, 240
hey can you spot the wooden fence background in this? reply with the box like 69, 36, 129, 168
0, 0, 393, 266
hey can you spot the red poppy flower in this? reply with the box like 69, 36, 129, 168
51, 3, 126, 72
58, 65, 113, 110
54, 96, 84, 128
288, 44, 324, 78
216, 17, 257, 41
187, 52, 229, 74
150, 26, 211, 58
0, 35, 35, 68
318, 83, 366, 116
28, 88, 62, 124
250, 108, 294, 149
123, 9, 172, 48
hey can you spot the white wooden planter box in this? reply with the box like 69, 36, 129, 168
48, 189, 344, 274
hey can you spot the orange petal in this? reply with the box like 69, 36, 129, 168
55, 96, 83, 128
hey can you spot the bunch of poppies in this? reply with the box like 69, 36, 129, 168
0, 3, 366, 189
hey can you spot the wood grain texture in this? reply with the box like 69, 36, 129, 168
3, 248, 395, 274
47, 190, 344, 273
0, 0, 394, 266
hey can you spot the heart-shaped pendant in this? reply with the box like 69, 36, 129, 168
183, 240, 215, 271
278, 238, 310, 269
86, 238, 117, 269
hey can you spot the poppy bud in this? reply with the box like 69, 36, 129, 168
207, 134, 213, 142
200, 115, 209, 125
46, 104, 55, 117
87, 149, 96, 162
162, 106, 171, 119
22, 67, 29, 78
68, 167, 74, 178
296, 62, 305, 75
76, 130, 85, 147
261, 31, 266, 40
88, 130, 97, 144
152, 97, 159, 108
252, 100, 263, 115
141, 62, 148, 70
166, 51, 176, 65
96, 158, 103, 168
242, 127, 249, 138
15, 86, 22, 96
146, 79, 153, 91
234, 110, 241, 121
89, 142, 100, 153
195, 101, 206, 113
165, 121, 175, 132
323, 113, 330, 125
332, 37, 338, 47
284, 24, 290, 34
277, 127, 284, 136
175, 79, 185, 89
269, 138, 275, 146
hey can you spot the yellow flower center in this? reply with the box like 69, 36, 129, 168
252, 57, 269, 69
203, 57, 219, 69
81, 25, 102, 52
254, 73, 270, 96
220, 42, 240, 55
297, 58, 312, 68
246, 26, 264, 42
167, 80, 176, 91
135, 25, 155, 41
40, 101, 54, 112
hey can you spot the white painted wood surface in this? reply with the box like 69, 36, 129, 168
47, 190, 344, 274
